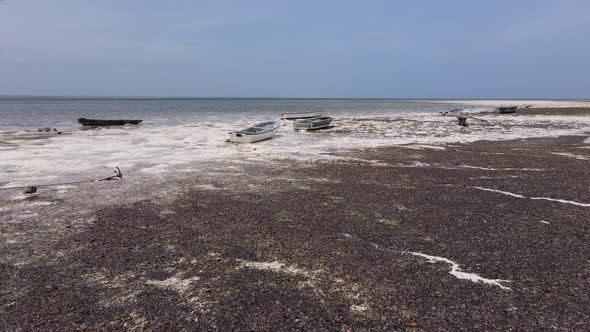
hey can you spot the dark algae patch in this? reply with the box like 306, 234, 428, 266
1, 136, 589, 330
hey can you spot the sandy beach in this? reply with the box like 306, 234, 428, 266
1, 108, 589, 330
3, 0, 590, 328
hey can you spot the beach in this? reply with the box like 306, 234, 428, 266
1, 104, 590, 330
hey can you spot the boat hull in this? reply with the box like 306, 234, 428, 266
228, 130, 275, 143
293, 117, 333, 130
228, 121, 280, 143
498, 107, 517, 114
78, 118, 143, 126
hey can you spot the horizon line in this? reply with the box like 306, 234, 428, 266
0, 95, 589, 101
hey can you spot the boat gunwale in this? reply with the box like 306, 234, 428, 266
228, 121, 280, 135
293, 116, 333, 130
280, 111, 324, 120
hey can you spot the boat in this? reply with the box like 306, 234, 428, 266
78, 118, 143, 126
280, 111, 323, 120
228, 121, 281, 143
293, 116, 333, 131
440, 109, 462, 116
497, 106, 517, 114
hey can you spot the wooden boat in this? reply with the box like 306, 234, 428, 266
78, 118, 143, 126
293, 116, 333, 131
280, 111, 323, 120
228, 121, 280, 143
497, 106, 517, 114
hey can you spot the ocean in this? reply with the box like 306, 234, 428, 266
1, 97, 590, 188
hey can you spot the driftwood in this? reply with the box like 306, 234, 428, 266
98, 167, 123, 181
0, 167, 124, 192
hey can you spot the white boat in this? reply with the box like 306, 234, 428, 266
280, 111, 323, 120
228, 121, 281, 143
293, 116, 333, 131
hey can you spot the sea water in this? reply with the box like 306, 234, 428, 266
1, 97, 589, 188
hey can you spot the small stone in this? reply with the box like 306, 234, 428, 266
57, 131, 62, 134
23, 186, 37, 194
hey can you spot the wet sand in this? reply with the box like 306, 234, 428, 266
1, 135, 590, 329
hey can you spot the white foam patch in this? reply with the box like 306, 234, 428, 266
402, 144, 447, 150
539, 220, 550, 224
393, 161, 430, 168
455, 165, 545, 171
28, 201, 56, 207
18, 213, 39, 219
551, 152, 589, 160
471, 186, 526, 198
470, 187, 590, 207
350, 304, 367, 312
145, 276, 200, 293
365, 240, 511, 290
404, 251, 511, 290
530, 197, 590, 207
237, 260, 312, 276
194, 184, 219, 190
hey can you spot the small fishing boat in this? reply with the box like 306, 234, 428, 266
440, 109, 462, 116
228, 121, 280, 143
293, 116, 333, 131
497, 106, 517, 114
280, 111, 323, 120
78, 118, 143, 126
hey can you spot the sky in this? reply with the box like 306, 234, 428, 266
0, 0, 589, 98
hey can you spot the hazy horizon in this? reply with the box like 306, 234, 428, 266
1, 95, 589, 101
1, 0, 589, 98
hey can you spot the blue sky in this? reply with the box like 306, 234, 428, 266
0, 0, 588, 98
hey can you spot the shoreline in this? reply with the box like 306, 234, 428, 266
2, 106, 590, 191
1, 131, 590, 329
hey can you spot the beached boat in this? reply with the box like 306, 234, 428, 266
293, 116, 333, 131
78, 118, 143, 126
280, 111, 323, 120
440, 109, 463, 116
497, 106, 517, 114
228, 121, 280, 143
